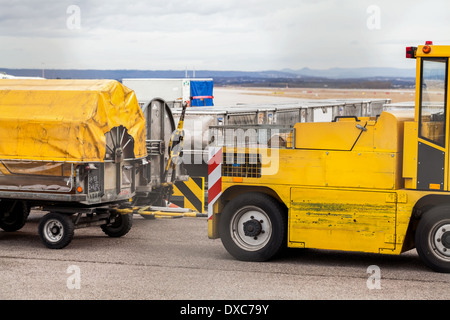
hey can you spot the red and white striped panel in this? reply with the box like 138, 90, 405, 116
208, 147, 222, 219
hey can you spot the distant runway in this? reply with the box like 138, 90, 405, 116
213, 86, 415, 106
213, 87, 306, 106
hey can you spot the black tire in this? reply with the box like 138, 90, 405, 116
219, 192, 286, 262
416, 205, 450, 273
38, 213, 75, 249
101, 212, 133, 237
0, 200, 29, 232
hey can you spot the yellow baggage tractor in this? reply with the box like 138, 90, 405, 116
0, 79, 147, 248
208, 42, 450, 273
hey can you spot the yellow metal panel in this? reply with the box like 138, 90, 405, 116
208, 200, 221, 239
353, 111, 413, 153
415, 45, 450, 58
293, 120, 366, 151
222, 145, 401, 191
289, 187, 397, 253
395, 189, 439, 253
0, 79, 146, 162
261, 148, 327, 186
325, 151, 399, 189
414, 57, 421, 122
402, 121, 418, 189
373, 111, 412, 152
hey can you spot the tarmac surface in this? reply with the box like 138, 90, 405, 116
0, 210, 449, 300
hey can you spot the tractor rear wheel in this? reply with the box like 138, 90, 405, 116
416, 205, 450, 273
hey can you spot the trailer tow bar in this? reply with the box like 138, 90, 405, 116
114, 205, 207, 219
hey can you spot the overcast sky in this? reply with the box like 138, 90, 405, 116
0, 0, 449, 71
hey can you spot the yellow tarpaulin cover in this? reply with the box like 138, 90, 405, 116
0, 79, 147, 162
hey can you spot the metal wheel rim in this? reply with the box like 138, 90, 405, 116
230, 205, 272, 251
105, 126, 134, 161
430, 222, 450, 260
43, 219, 64, 243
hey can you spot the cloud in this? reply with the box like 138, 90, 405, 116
0, 0, 449, 70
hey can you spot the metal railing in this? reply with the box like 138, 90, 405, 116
208, 125, 294, 149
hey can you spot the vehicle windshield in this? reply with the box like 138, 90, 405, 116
419, 58, 448, 147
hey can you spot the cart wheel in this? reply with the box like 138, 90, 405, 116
101, 212, 133, 237
219, 192, 287, 262
38, 213, 75, 249
0, 200, 29, 232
